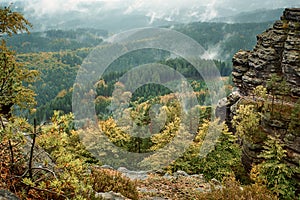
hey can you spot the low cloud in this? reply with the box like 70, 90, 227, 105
23, 0, 127, 17
5, 0, 300, 23
201, 33, 235, 60
200, 0, 218, 22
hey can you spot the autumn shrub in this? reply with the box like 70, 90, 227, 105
0, 138, 26, 195
198, 176, 277, 200
91, 168, 139, 200
0, 117, 32, 196
21, 112, 95, 199
38, 111, 99, 164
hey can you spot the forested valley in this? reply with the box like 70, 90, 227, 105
0, 4, 299, 200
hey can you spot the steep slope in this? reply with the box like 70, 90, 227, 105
223, 8, 300, 183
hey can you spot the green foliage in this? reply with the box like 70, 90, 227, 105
92, 168, 139, 200
266, 74, 291, 97
232, 104, 265, 143
38, 111, 99, 164
6, 28, 107, 53
149, 100, 182, 151
21, 45, 229, 123
0, 43, 38, 116
160, 57, 232, 78
0, 6, 37, 118
0, 126, 27, 196
0, 116, 29, 142
33, 111, 99, 199
100, 117, 132, 149
98, 99, 183, 155
251, 135, 299, 199
253, 85, 267, 99
233, 83, 300, 199
167, 120, 245, 182
1, 114, 96, 199
3, 6, 293, 199
19, 49, 88, 108
0, 5, 32, 37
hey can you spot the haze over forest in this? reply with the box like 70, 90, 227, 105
0, 1, 300, 199
2, 0, 300, 32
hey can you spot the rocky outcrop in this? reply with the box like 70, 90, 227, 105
227, 8, 300, 180
95, 191, 128, 200
99, 166, 223, 199
232, 8, 300, 97
283, 8, 300, 22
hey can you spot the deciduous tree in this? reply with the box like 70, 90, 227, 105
0, 5, 37, 118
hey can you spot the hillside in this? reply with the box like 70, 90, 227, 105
212, 8, 285, 23
0, 5, 299, 200
7, 20, 271, 122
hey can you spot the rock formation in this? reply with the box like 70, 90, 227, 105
225, 8, 300, 181
232, 8, 300, 97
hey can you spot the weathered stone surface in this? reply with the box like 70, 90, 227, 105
232, 71, 244, 78
284, 134, 300, 153
282, 8, 300, 22
117, 167, 151, 180
215, 97, 228, 122
226, 8, 300, 183
216, 91, 241, 124
173, 170, 189, 177
234, 65, 249, 73
95, 191, 127, 200
232, 9, 300, 98
0, 190, 19, 200
232, 50, 250, 65
273, 20, 285, 29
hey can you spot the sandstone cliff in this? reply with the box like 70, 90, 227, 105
225, 8, 300, 180
232, 8, 300, 97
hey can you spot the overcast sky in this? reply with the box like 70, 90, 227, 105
2, 0, 299, 25
5, 0, 299, 16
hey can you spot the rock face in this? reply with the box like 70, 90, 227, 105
0, 190, 19, 200
228, 8, 300, 180
232, 8, 300, 97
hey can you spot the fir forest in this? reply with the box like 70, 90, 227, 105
0, 1, 300, 199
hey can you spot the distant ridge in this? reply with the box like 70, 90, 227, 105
212, 8, 285, 23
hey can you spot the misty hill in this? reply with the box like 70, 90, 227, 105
6, 28, 107, 53
2, 1, 176, 32
212, 8, 285, 23
31, 12, 175, 33
1, 1, 292, 32
24, 8, 284, 33
8, 21, 271, 60
170, 21, 272, 60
